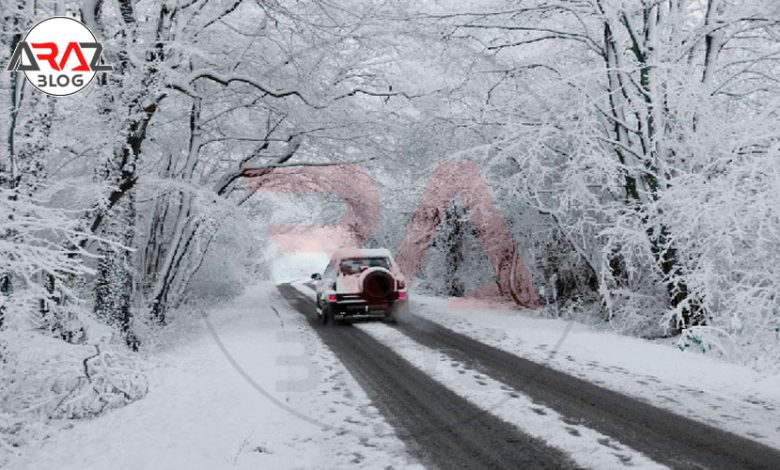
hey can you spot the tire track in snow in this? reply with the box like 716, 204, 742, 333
288, 281, 780, 469
278, 283, 577, 469
354, 322, 666, 470
392, 311, 780, 470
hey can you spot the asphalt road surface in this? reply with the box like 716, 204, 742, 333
278, 284, 780, 469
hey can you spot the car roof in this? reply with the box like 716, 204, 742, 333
331, 248, 394, 261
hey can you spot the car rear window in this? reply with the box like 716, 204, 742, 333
339, 257, 390, 275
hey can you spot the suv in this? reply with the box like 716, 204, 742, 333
311, 248, 408, 325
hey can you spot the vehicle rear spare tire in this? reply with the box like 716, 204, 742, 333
362, 270, 395, 303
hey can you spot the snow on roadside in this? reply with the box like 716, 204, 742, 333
355, 322, 666, 469
411, 295, 780, 450
9, 283, 420, 470
291, 280, 317, 301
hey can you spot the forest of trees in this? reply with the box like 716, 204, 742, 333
1, 0, 778, 453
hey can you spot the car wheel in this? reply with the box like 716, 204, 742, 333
326, 307, 340, 326
320, 304, 330, 325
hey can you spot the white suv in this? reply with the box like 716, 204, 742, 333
311, 248, 408, 325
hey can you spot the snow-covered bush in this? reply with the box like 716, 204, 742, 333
8, 336, 147, 419
0, 330, 148, 462
0, 188, 98, 334
184, 216, 261, 304
0, 189, 149, 459
658, 120, 780, 368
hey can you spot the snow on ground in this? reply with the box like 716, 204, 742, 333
411, 295, 780, 450
292, 280, 318, 302
354, 322, 667, 469
268, 250, 329, 284
9, 283, 420, 470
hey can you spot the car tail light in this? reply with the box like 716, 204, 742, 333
397, 292, 406, 300
397, 280, 405, 290
327, 294, 337, 302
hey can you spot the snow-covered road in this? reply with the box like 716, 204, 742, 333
12, 282, 780, 469
409, 295, 780, 450
285, 281, 780, 469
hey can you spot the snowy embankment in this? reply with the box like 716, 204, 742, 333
411, 295, 780, 450
9, 283, 420, 470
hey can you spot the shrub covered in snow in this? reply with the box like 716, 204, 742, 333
0, 189, 148, 463
0, 330, 148, 464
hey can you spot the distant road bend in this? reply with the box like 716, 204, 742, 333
278, 283, 780, 470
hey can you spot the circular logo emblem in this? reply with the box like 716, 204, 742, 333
18, 17, 109, 96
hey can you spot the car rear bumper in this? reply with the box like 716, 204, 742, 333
330, 297, 406, 317
320, 291, 407, 319
335, 312, 389, 320
336, 301, 393, 316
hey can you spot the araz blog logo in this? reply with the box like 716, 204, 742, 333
6, 17, 113, 96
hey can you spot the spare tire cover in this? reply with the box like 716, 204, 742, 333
359, 267, 395, 302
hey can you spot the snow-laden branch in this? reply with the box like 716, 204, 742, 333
171, 72, 438, 108
456, 23, 603, 52
240, 157, 377, 172
333, 87, 441, 101
174, 71, 318, 107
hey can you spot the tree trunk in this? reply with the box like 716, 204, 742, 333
0, 6, 24, 328
94, 190, 137, 348
148, 98, 202, 322
443, 204, 465, 296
